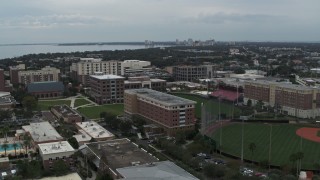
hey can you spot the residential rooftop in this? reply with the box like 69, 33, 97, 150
117, 161, 199, 180
38, 141, 74, 155
22, 122, 63, 143
85, 138, 158, 170
125, 88, 196, 106
76, 121, 114, 140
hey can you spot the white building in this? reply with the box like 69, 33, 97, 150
76, 121, 114, 141
22, 122, 63, 145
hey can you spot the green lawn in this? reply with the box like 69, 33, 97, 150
74, 98, 91, 107
77, 104, 124, 119
211, 123, 320, 169
37, 100, 71, 110
173, 93, 241, 119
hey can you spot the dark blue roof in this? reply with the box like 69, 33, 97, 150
27, 81, 64, 93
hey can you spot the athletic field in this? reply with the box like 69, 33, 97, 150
173, 93, 241, 119
210, 123, 320, 169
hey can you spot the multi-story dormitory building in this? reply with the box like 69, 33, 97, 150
244, 80, 320, 119
124, 88, 196, 136
172, 65, 216, 81
70, 58, 151, 85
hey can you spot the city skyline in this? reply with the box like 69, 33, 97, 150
1, 0, 319, 44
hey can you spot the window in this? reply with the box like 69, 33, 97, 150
49, 158, 52, 161
56, 157, 59, 160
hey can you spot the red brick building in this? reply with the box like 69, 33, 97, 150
38, 141, 75, 170
124, 89, 196, 136
51, 105, 82, 124
89, 73, 124, 104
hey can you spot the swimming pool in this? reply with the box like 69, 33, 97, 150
0, 143, 22, 152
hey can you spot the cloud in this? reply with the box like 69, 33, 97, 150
0, 14, 116, 29
182, 13, 287, 24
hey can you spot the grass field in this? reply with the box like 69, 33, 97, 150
74, 98, 91, 107
210, 123, 320, 169
78, 104, 124, 119
173, 93, 241, 119
37, 100, 71, 110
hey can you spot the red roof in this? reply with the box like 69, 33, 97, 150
211, 89, 241, 102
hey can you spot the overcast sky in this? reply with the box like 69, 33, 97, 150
1, 0, 319, 43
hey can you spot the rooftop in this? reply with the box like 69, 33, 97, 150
38, 141, 74, 155
27, 81, 64, 93
22, 122, 63, 143
73, 130, 92, 143
245, 80, 318, 91
117, 161, 199, 180
85, 138, 158, 170
51, 105, 81, 118
90, 74, 124, 80
125, 89, 196, 106
39, 173, 81, 180
76, 121, 114, 139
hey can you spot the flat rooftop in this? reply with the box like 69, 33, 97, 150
73, 129, 92, 142
76, 121, 114, 139
125, 88, 196, 106
117, 161, 199, 180
22, 122, 63, 143
39, 141, 74, 155
245, 80, 318, 91
85, 138, 158, 170
90, 74, 124, 80
51, 105, 81, 118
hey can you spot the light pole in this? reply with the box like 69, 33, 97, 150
219, 95, 222, 155
241, 118, 244, 162
268, 124, 272, 170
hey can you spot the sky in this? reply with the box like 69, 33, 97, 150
0, 0, 319, 43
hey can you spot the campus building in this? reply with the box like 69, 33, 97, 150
26, 81, 64, 99
70, 58, 122, 85
244, 80, 320, 119
75, 121, 114, 141
51, 105, 82, 124
0, 69, 12, 92
17, 66, 60, 85
172, 65, 215, 81
70, 58, 152, 85
21, 122, 63, 145
38, 141, 75, 170
124, 76, 166, 91
89, 73, 124, 104
124, 89, 196, 136
9, 64, 26, 85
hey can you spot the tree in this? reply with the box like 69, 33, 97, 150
12, 142, 19, 157
23, 134, 31, 154
1, 126, 10, 142
1, 143, 9, 156
255, 100, 264, 112
203, 164, 226, 179
249, 142, 256, 162
22, 95, 38, 112
53, 159, 69, 176
247, 99, 252, 107
175, 131, 186, 145
119, 120, 132, 133
234, 68, 246, 74
68, 137, 79, 149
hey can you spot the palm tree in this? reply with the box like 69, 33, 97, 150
12, 142, 18, 157
249, 142, 257, 163
296, 152, 304, 174
289, 153, 298, 169
23, 134, 31, 154
1, 143, 9, 156
1, 126, 9, 142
